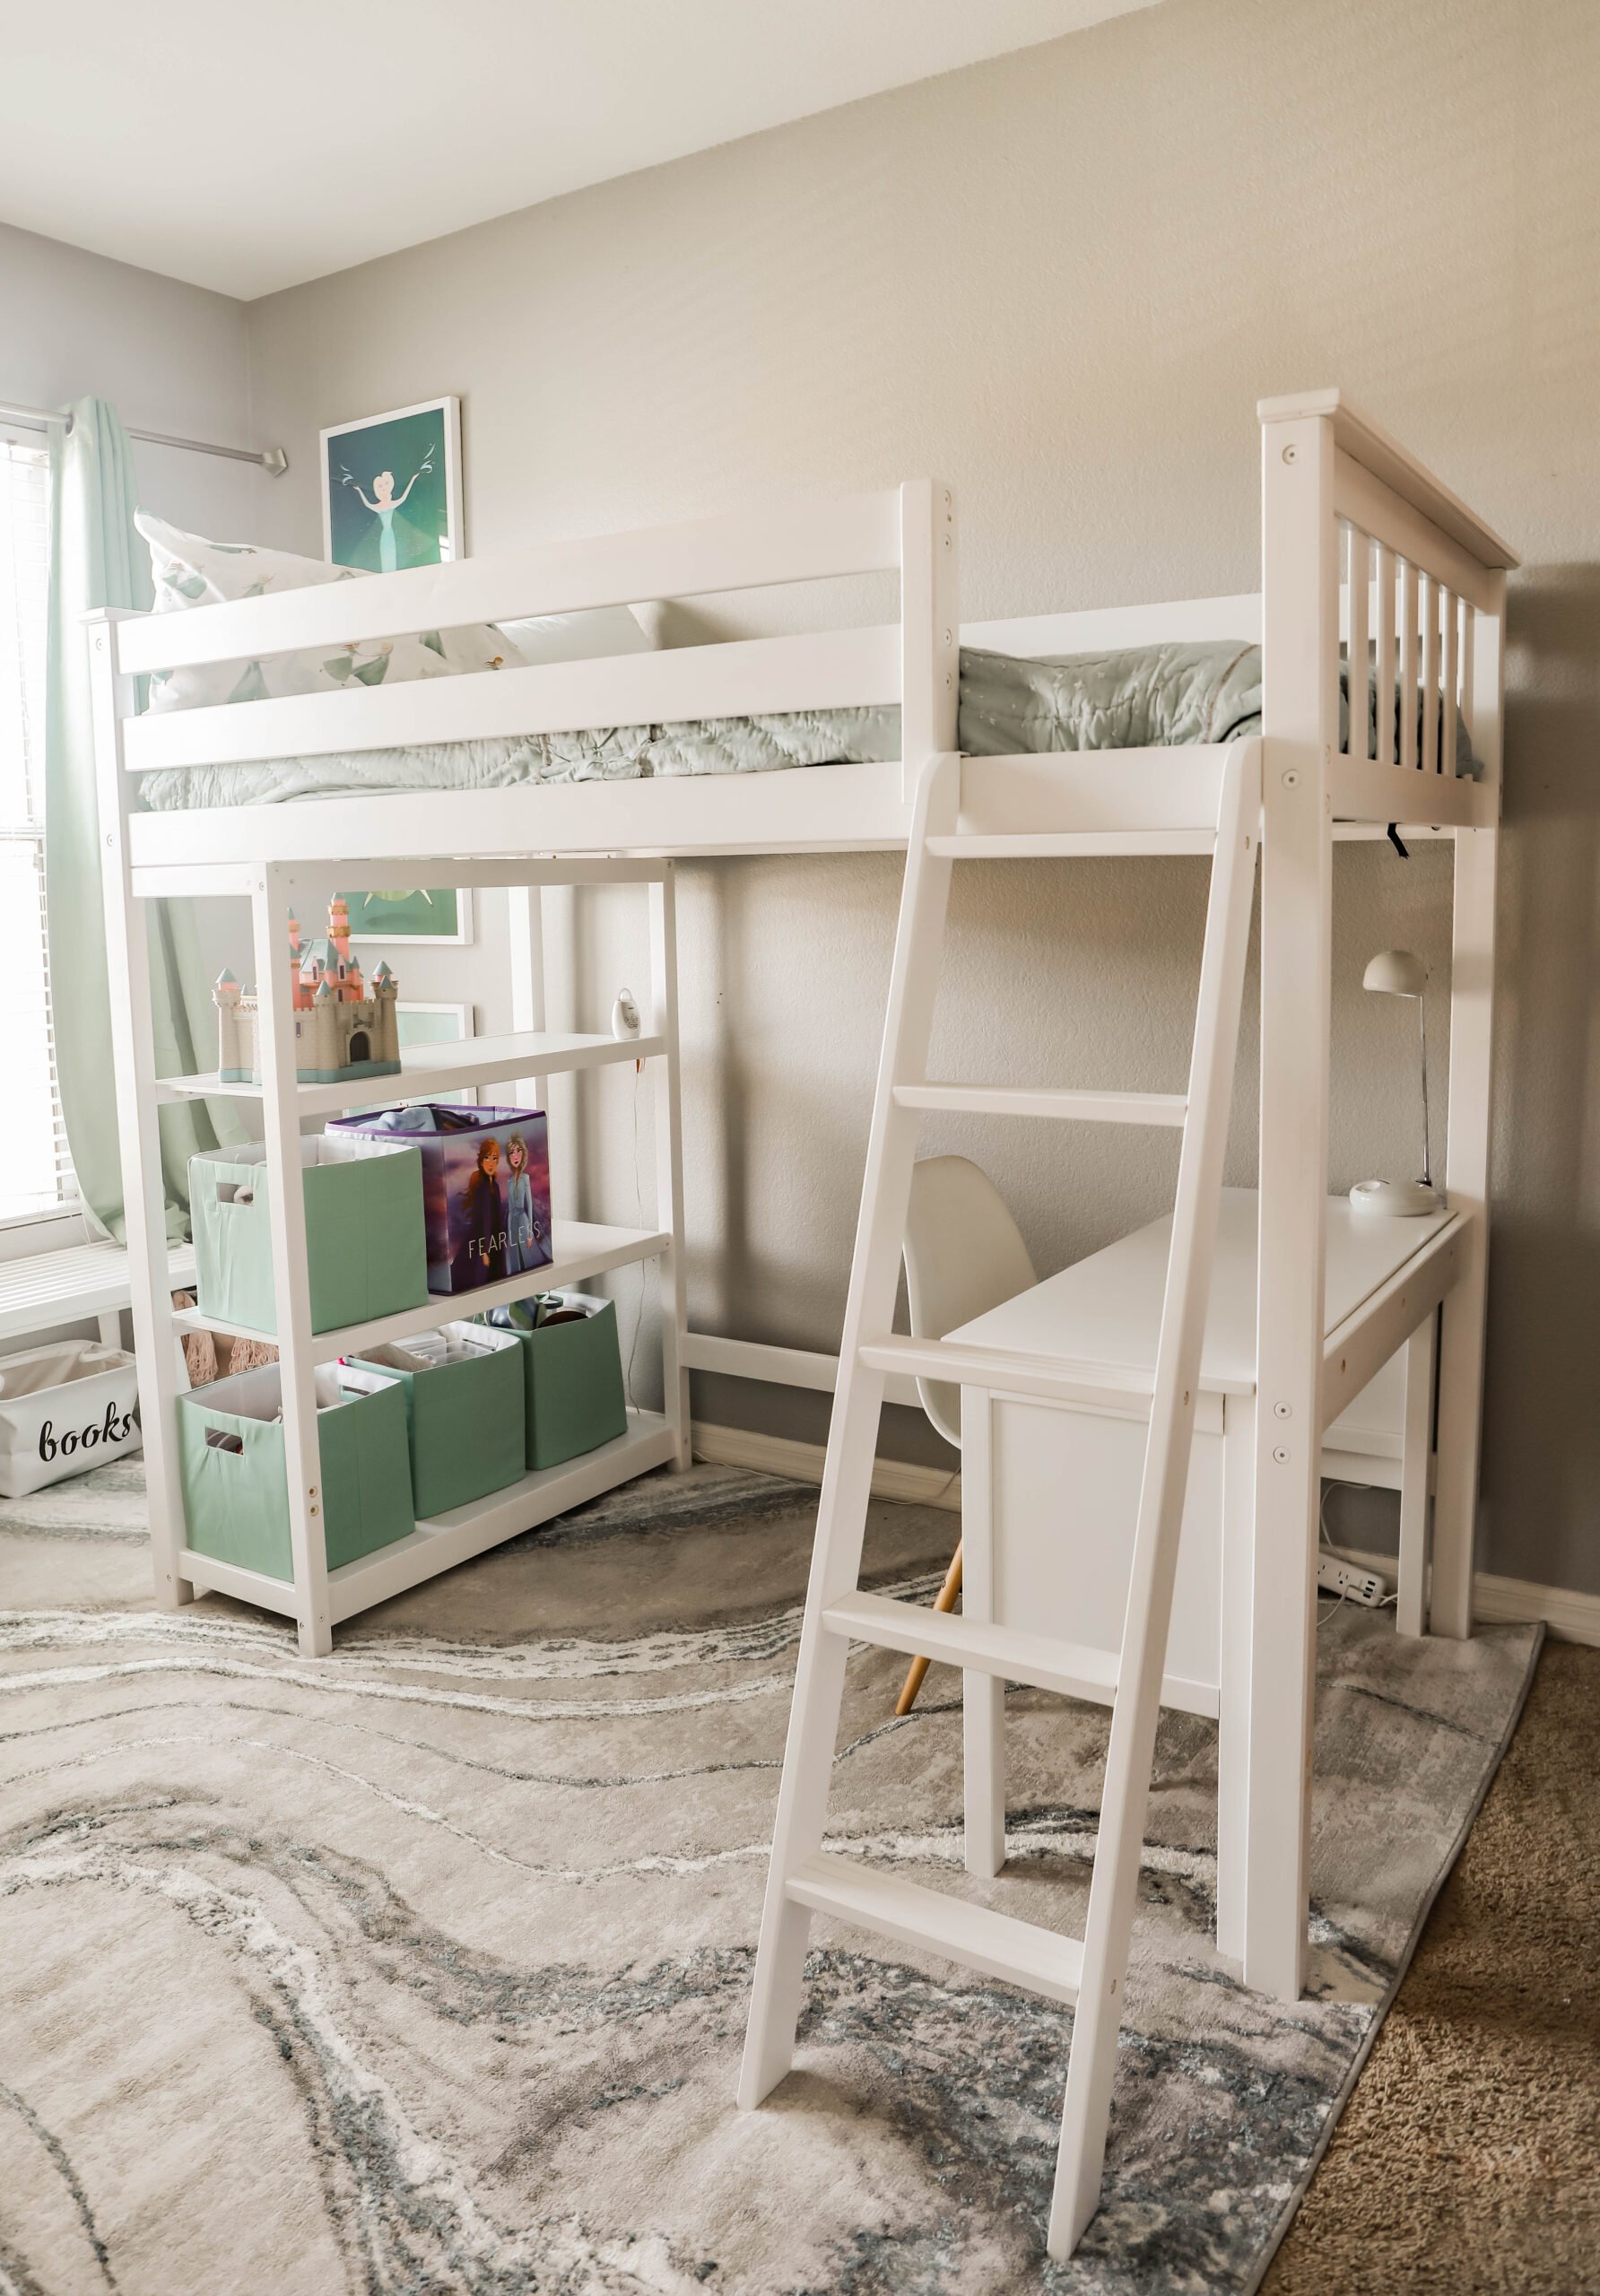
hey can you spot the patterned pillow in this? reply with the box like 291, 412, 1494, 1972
136, 513, 524, 712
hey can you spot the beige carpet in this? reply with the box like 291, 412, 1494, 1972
0, 1457, 1543, 2293
1265, 1638, 1600, 2296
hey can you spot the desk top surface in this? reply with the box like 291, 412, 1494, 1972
949, 1187, 1455, 1394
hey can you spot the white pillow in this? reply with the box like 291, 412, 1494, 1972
497, 604, 656, 664
136, 513, 525, 712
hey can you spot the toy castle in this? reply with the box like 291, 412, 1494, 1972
215, 898, 402, 1085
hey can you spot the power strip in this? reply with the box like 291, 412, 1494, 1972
1317, 1555, 1391, 1608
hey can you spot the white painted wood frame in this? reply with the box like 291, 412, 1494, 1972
1239, 389, 1515, 2002
96, 409, 1512, 2004
87, 611, 197, 1616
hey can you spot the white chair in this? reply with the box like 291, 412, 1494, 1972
895, 1154, 1037, 1713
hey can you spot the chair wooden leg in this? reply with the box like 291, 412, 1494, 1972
895, 1541, 963, 1714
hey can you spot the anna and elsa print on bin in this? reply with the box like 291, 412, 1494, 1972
445, 1118, 551, 1288
326, 1105, 551, 1296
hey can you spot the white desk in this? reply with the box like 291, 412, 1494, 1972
947, 1187, 1464, 1990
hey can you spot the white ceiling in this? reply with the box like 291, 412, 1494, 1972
1, 1, 1155, 300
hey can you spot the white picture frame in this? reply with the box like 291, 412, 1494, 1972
320, 395, 464, 570
396, 1001, 477, 1107
344, 888, 474, 947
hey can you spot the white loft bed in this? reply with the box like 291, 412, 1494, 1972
87, 389, 1516, 2259
92, 392, 1512, 1800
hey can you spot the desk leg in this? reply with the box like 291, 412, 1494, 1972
961, 1391, 1005, 1878
1396, 1316, 1437, 1638
1216, 1394, 1255, 1965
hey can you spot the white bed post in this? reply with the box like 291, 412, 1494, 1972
1248, 405, 1339, 2002
86, 609, 196, 1613
900, 477, 961, 804
1215, 1389, 1256, 1964
648, 864, 691, 1468
252, 865, 333, 1658
507, 883, 550, 1117
1431, 575, 1505, 1638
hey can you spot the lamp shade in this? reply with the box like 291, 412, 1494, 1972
1361, 948, 1426, 998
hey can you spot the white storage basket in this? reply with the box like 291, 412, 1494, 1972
0, 1339, 142, 1498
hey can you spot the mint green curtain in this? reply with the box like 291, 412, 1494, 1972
44, 396, 248, 1241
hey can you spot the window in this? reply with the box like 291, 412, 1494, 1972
0, 436, 76, 1224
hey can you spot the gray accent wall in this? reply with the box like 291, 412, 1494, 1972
1, 221, 262, 538
223, 0, 1599, 1598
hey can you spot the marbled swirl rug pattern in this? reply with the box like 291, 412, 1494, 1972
0, 1460, 1537, 2295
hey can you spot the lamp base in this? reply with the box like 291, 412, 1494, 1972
1348, 1178, 1444, 1218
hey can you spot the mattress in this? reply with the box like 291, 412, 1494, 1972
135, 643, 1475, 810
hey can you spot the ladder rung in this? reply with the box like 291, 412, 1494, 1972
859, 1334, 1154, 1413
825, 1590, 1118, 1704
926, 830, 1218, 859
893, 1083, 1187, 1126
787, 1851, 1083, 2004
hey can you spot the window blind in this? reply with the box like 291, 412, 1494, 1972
0, 438, 78, 1222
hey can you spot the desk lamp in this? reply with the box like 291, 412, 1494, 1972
1349, 948, 1442, 1216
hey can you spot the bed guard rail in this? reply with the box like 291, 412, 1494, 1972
114, 481, 959, 780
1259, 389, 1517, 831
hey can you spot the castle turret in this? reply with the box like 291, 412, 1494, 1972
370, 960, 399, 1063
214, 970, 244, 1081
286, 911, 312, 1011
328, 896, 352, 968
313, 975, 338, 1078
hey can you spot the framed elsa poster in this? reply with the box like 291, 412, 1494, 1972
342, 888, 474, 945
321, 397, 463, 571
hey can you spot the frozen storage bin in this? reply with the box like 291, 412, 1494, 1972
482, 1292, 629, 1471
324, 1105, 550, 1297
177, 1363, 414, 1579
343, 1322, 525, 1518
0, 1339, 142, 1497
190, 1135, 428, 1337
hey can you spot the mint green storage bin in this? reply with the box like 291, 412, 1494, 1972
176, 1364, 415, 1580
343, 1323, 526, 1518
513, 1292, 629, 1471
189, 1137, 428, 1337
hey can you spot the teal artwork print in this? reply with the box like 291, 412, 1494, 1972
340, 889, 466, 942
323, 401, 459, 572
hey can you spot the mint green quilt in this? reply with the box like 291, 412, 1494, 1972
137, 642, 1475, 810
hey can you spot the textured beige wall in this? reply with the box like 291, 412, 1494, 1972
244, 0, 1600, 1596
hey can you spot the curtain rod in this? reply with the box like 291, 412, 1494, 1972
0, 399, 288, 475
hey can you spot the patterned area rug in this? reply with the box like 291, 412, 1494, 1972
0, 1459, 1538, 2294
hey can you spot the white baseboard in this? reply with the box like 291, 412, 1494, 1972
693, 1422, 1600, 1646
1331, 1534, 1600, 1648
691, 1420, 961, 1510
1472, 1568, 1600, 1647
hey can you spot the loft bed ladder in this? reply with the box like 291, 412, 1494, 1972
737, 735, 1261, 2261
